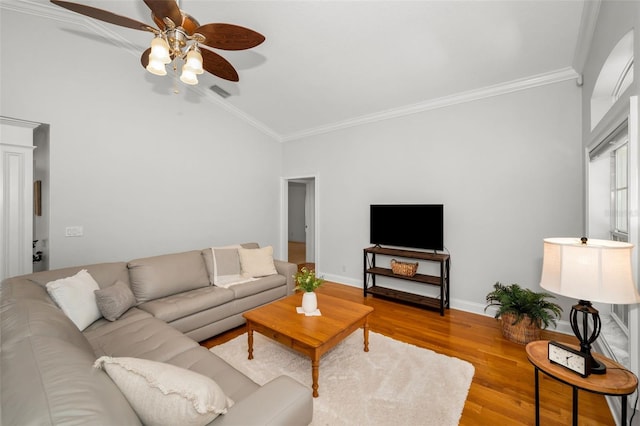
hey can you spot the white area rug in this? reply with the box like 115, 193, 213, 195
210, 331, 475, 425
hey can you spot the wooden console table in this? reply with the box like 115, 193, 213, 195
526, 340, 638, 426
363, 246, 450, 315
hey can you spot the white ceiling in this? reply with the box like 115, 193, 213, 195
5, 0, 589, 141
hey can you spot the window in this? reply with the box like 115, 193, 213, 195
588, 121, 631, 368
591, 30, 634, 130
611, 143, 629, 331
613, 60, 634, 102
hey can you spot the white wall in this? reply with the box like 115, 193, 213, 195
0, 10, 282, 268
283, 80, 583, 315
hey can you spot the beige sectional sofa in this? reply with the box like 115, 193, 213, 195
0, 243, 313, 425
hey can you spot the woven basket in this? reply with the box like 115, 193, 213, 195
390, 259, 418, 277
500, 312, 541, 345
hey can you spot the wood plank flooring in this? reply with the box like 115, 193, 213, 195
201, 282, 616, 425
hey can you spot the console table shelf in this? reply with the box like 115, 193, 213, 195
363, 246, 450, 315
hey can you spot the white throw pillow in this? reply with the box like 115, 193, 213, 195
45, 269, 102, 331
238, 246, 278, 277
94, 356, 232, 426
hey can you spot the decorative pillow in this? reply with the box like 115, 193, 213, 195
212, 247, 242, 284
94, 356, 233, 426
204, 245, 254, 288
94, 280, 137, 321
238, 246, 278, 277
45, 269, 102, 331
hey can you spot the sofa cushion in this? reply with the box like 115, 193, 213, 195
95, 356, 232, 426
11, 262, 131, 290
238, 246, 278, 277
169, 346, 261, 403
83, 308, 200, 362
128, 250, 209, 304
229, 275, 287, 299
45, 269, 102, 331
138, 286, 235, 323
94, 280, 137, 321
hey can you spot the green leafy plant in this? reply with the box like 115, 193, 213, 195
294, 267, 325, 292
485, 282, 562, 329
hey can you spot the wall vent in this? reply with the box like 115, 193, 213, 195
209, 85, 231, 98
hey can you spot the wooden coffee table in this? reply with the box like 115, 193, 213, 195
242, 292, 374, 397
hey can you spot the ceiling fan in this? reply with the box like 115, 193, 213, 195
50, 0, 265, 85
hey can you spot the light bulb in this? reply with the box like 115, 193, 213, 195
180, 65, 198, 85
184, 49, 204, 75
149, 37, 171, 64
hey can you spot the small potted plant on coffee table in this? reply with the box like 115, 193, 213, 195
295, 267, 325, 313
485, 282, 562, 344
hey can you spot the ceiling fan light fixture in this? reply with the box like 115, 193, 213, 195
48, 0, 266, 86
184, 48, 204, 75
146, 57, 167, 76
179, 65, 198, 85
149, 36, 171, 64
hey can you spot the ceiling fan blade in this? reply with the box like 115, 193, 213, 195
195, 23, 265, 51
50, 0, 154, 32
140, 48, 151, 69
143, 0, 182, 28
201, 49, 239, 82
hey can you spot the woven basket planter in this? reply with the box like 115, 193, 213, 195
390, 259, 418, 277
500, 312, 541, 345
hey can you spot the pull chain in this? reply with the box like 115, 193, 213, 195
172, 61, 179, 94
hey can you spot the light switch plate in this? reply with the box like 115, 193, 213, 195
65, 226, 83, 237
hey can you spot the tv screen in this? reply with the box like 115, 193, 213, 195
370, 204, 444, 251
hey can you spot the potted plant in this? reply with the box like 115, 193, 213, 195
485, 282, 562, 344
295, 267, 325, 313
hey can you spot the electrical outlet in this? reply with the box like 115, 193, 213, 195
65, 226, 84, 237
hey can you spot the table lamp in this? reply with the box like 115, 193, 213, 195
539, 237, 640, 375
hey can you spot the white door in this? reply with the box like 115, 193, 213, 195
0, 120, 36, 280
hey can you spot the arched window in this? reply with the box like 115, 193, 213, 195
590, 30, 634, 130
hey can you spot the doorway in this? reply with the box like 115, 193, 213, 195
283, 177, 316, 271
0, 117, 50, 279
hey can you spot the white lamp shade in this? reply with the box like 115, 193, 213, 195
146, 58, 167, 76
179, 66, 198, 85
184, 50, 204, 75
149, 37, 171, 64
540, 237, 640, 304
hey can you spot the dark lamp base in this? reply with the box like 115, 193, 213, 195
570, 300, 605, 376
590, 357, 606, 375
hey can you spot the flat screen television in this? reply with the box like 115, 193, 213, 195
370, 204, 444, 251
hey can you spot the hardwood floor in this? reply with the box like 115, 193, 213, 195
201, 282, 616, 425
288, 241, 306, 265
288, 240, 315, 271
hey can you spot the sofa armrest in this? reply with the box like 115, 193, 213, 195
274, 260, 297, 295
212, 375, 312, 426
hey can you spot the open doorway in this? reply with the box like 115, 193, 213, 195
0, 117, 50, 279
284, 177, 316, 271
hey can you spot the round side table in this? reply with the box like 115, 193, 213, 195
526, 340, 638, 426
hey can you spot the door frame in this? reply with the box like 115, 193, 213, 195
281, 175, 319, 270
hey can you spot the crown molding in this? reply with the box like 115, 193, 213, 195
3, 0, 582, 145
281, 67, 580, 142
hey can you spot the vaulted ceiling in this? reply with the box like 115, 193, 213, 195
2, 0, 590, 141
